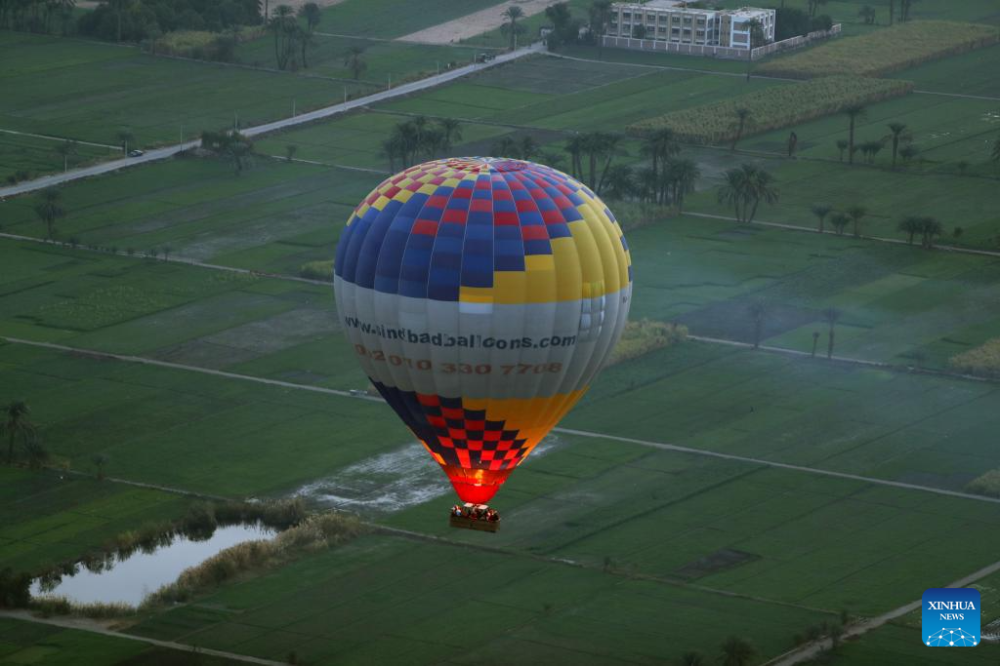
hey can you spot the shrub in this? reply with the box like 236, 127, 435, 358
0, 568, 32, 608
758, 21, 1000, 79
300, 259, 334, 281
966, 470, 1000, 499
609, 319, 687, 366
949, 338, 1000, 378
627, 76, 913, 145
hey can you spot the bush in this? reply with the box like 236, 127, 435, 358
143, 512, 366, 609
609, 319, 687, 366
949, 338, 1000, 378
627, 76, 913, 144
0, 568, 32, 608
758, 21, 1000, 78
300, 259, 334, 281
967, 470, 1000, 498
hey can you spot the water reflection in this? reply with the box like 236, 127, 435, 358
31, 523, 274, 606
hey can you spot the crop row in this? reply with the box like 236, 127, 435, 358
757, 20, 999, 79
626, 76, 913, 144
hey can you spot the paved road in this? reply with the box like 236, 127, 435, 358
765, 558, 1000, 665
5, 334, 999, 507
0, 42, 544, 199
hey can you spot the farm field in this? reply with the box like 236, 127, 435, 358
757, 21, 999, 79
6, 190, 1000, 372
234, 31, 482, 85
0, 132, 115, 184
0, 32, 371, 150
0, 617, 248, 666
627, 76, 913, 143
889, 42, 1000, 96
0, 467, 187, 572
122, 530, 835, 665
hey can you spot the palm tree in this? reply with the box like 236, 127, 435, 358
343, 45, 367, 79
116, 128, 134, 155
897, 216, 922, 244
500, 5, 525, 50
34, 188, 65, 239
105, 0, 128, 42
835, 139, 848, 162
640, 128, 679, 204
920, 216, 943, 248
899, 144, 918, 164
679, 651, 705, 666
589, 0, 613, 58
830, 211, 850, 236
437, 118, 463, 150
1, 401, 38, 464
520, 135, 539, 161
749, 300, 767, 349
744, 18, 765, 82
823, 307, 840, 359
270, 4, 296, 69
285, 144, 297, 162
731, 107, 753, 152
843, 104, 866, 165
846, 205, 867, 237
595, 132, 626, 194
565, 134, 586, 179
886, 122, 908, 168
54, 140, 77, 172
888, 0, 895, 24
719, 636, 757, 666
299, 2, 321, 31
991, 135, 1000, 165
604, 164, 634, 201
666, 158, 700, 212
717, 163, 778, 224
811, 203, 833, 233
492, 136, 521, 159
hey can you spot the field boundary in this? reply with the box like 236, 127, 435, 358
0, 609, 287, 666
0, 42, 544, 199
5, 335, 1000, 507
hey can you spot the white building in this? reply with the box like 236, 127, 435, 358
607, 1, 775, 50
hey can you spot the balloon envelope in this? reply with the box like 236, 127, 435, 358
334, 157, 632, 504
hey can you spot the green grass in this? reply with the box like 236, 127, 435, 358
0, 617, 247, 665
0, 157, 368, 271
0, 132, 115, 184
236, 32, 481, 85
890, 43, 1000, 96
0, 31, 370, 148
0, 467, 187, 572
124, 531, 835, 665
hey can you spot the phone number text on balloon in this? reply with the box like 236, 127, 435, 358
354, 345, 563, 375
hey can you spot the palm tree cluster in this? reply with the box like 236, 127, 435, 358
343, 45, 367, 80
269, 3, 319, 70
491, 135, 540, 162
811, 202, 866, 237
717, 164, 778, 224
564, 132, 626, 194
382, 117, 463, 170
897, 216, 943, 248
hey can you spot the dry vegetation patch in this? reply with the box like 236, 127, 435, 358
757, 21, 999, 79
627, 76, 913, 144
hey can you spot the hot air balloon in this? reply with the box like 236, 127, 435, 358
334, 157, 632, 530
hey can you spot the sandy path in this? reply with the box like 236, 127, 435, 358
399, 0, 559, 45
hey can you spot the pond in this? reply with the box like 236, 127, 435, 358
30, 523, 275, 606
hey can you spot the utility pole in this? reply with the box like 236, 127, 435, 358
292, 98, 296, 117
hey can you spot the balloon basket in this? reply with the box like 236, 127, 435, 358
449, 503, 500, 533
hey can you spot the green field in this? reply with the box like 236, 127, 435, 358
0, 133, 115, 184
235, 32, 481, 85
0, 617, 248, 666
3, 2, 1000, 662
0, 467, 187, 572
0, 31, 371, 149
